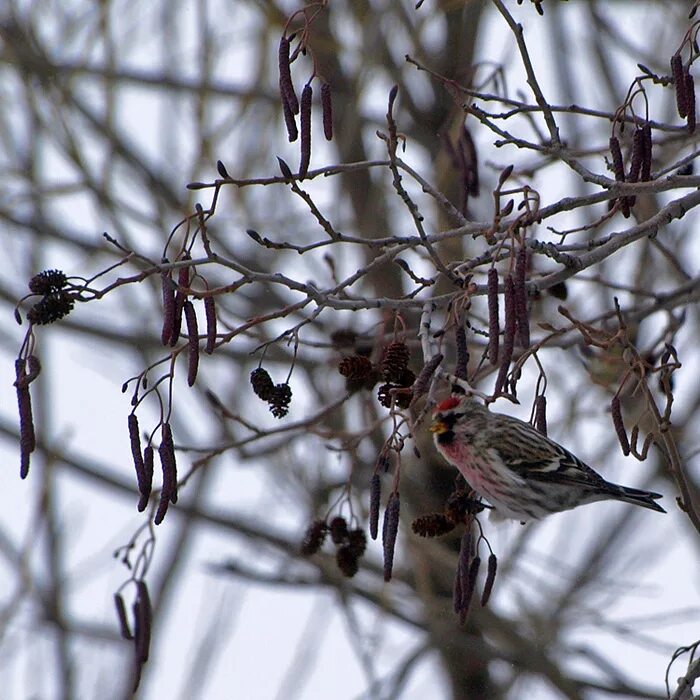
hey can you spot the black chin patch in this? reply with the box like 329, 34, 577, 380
436, 430, 455, 445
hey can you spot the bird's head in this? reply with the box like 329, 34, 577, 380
430, 395, 486, 444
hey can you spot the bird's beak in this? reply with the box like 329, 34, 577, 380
429, 418, 447, 435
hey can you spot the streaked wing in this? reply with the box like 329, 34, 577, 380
486, 412, 607, 487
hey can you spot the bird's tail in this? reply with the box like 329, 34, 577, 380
614, 485, 666, 513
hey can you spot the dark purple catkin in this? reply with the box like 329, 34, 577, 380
282, 94, 298, 142
204, 296, 217, 354
382, 492, 400, 582
534, 395, 547, 436
411, 353, 443, 400
641, 123, 652, 182
160, 263, 175, 346
454, 326, 469, 380
628, 128, 644, 183
611, 395, 630, 456
514, 249, 530, 348
609, 136, 625, 182
170, 260, 191, 347
114, 593, 133, 640
128, 414, 146, 494
134, 581, 152, 663
687, 72, 696, 134
299, 83, 312, 178
460, 556, 481, 623
672, 54, 688, 118
369, 473, 381, 540
15, 359, 35, 479
453, 531, 472, 616
160, 423, 178, 505
321, 82, 333, 141
487, 268, 500, 365
278, 36, 299, 114
183, 301, 199, 387
480, 553, 498, 607
494, 275, 516, 394
138, 446, 154, 512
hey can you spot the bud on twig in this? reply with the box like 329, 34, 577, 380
641, 123, 652, 182
411, 353, 443, 401
160, 264, 174, 346
114, 593, 133, 640
514, 249, 529, 348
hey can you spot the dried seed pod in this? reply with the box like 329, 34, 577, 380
300, 519, 328, 556
183, 301, 199, 387
250, 368, 275, 401
28, 269, 67, 294
138, 446, 154, 512
628, 128, 644, 183
329, 516, 349, 544
338, 354, 373, 379
534, 395, 547, 436
481, 553, 498, 607
494, 275, 516, 394
672, 54, 688, 118
269, 383, 292, 418
321, 81, 333, 141
641, 123, 653, 182
687, 71, 696, 134
411, 353, 443, 401
611, 395, 630, 456
282, 94, 298, 142
204, 296, 217, 354
382, 492, 400, 582
160, 263, 175, 346
514, 249, 530, 348
369, 474, 381, 540
411, 513, 456, 537
336, 545, 359, 577
347, 529, 367, 558
278, 36, 299, 114
487, 268, 500, 365
26, 292, 74, 325
128, 414, 146, 494
381, 341, 410, 383
454, 326, 469, 380
299, 83, 312, 178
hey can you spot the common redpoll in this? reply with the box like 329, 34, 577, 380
430, 395, 665, 521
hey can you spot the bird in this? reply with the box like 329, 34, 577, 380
430, 394, 665, 521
